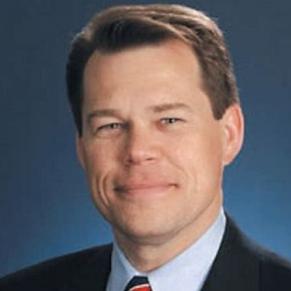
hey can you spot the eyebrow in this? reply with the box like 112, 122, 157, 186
86, 102, 192, 124
149, 102, 193, 113
86, 109, 120, 125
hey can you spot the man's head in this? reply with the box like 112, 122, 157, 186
67, 4, 244, 269
67, 4, 240, 136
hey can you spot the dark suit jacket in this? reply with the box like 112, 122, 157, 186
1, 216, 291, 291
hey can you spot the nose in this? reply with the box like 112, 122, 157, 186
123, 124, 160, 166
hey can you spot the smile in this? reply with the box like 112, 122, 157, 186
114, 183, 176, 197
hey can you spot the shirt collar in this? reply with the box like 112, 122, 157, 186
106, 208, 226, 291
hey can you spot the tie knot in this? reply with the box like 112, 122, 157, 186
124, 276, 152, 291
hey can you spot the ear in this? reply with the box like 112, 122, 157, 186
76, 134, 86, 169
221, 104, 244, 165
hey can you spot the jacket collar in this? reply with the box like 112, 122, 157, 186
201, 214, 259, 291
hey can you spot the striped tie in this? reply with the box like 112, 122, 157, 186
124, 276, 152, 291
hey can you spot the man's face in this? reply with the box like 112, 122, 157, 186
77, 40, 243, 246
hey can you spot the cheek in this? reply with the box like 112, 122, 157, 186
82, 144, 119, 214
80, 145, 116, 207
170, 132, 224, 190
195, 137, 224, 192
83, 141, 117, 175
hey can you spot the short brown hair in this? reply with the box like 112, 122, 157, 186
66, 4, 240, 135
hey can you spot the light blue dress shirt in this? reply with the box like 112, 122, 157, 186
106, 208, 226, 291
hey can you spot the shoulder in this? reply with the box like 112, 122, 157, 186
255, 243, 291, 290
203, 214, 291, 291
0, 244, 112, 291
226, 215, 291, 290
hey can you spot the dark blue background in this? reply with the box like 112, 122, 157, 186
1, 0, 290, 277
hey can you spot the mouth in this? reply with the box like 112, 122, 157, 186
114, 183, 177, 197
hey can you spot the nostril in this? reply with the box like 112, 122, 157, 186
123, 146, 158, 166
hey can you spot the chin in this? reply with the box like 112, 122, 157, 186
113, 215, 176, 245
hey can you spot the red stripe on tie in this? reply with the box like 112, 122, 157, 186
124, 276, 152, 291
129, 284, 151, 291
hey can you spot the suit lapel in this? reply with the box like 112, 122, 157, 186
65, 244, 112, 291
201, 216, 259, 291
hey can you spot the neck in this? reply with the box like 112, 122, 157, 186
114, 193, 222, 272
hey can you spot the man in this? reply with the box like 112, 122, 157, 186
1, 3, 291, 291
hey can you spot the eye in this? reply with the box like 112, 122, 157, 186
95, 122, 125, 135
160, 117, 184, 125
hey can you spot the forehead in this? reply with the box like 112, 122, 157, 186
85, 40, 201, 83
82, 40, 207, 111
